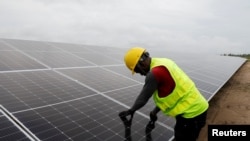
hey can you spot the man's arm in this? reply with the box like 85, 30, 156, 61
151, 106, 160, 115
130, 72, 158, 112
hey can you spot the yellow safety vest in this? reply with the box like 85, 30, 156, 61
151, 58, 209, 118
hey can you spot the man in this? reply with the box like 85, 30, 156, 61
119, 47, 209, 141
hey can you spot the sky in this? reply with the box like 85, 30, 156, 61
0, 0, 249, 54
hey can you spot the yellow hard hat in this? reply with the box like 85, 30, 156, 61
124, 47, 146, 74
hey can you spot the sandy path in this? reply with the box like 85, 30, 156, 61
198, 60, 250, 141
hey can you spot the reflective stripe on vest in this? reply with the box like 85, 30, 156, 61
151, 58, 209, 118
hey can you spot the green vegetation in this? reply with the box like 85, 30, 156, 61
222, 54, 250, 60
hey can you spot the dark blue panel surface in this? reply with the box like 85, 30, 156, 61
0, 70, 96, 112
14, 95, 174, 141
0, 112, 30, 141
0, 38, 246, 140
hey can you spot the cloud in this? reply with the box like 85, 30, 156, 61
0, 0, 249, 54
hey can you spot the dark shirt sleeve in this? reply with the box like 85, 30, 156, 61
130, 71, 158, 112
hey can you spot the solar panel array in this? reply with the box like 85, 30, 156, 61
0, 38, 246, 141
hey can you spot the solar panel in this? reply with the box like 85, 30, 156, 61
0, 51, 46, 71
0, 114, 31, 141
0, 105, 39, 141
0, 38, 246, 141
72, 52, 121, 65
0, 70, 96, 112
24, 52, 95, 68
3, 39, 61, 52
0, 41, 15, 51
58, 68, 139, 92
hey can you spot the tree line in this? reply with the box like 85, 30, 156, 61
221, 54, 250, 60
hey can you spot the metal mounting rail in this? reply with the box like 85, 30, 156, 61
0, 105, 40, 141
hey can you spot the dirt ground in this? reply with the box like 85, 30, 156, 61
197, 60, 250, 141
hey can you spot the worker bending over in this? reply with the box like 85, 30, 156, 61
119, 47, 209, 141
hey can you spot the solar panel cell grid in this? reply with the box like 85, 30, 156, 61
0, 70, 96, 112
0, 111, 30, 141
58, 68, 139, 92
3, 39, 61, 52
0, 51, 46, 71
25, 51, 95, 68
0, 38, 246, 141
73, 52, 121, 65
48, 42, 94, 53
0, 42, 15, 50
13, 95, 173, 141
104, 65, 145, 83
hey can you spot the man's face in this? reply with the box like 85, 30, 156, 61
134, 63, 148, 76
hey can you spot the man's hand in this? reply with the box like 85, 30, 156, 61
119, 110, 134, 127
149, 111, 157, 122
146, 111, 158, 132
119, 110, 134, 118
